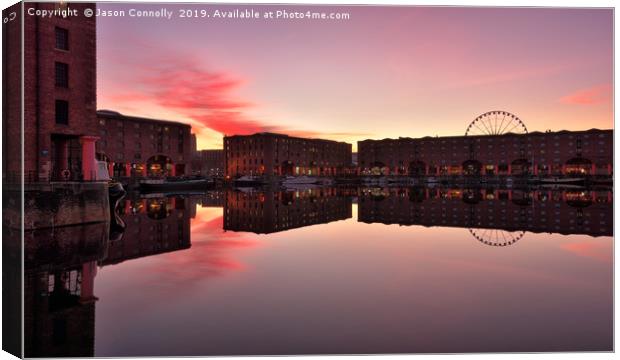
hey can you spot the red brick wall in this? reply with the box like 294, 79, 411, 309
358, 129, 613, 176
96, 112, 193, 176
192, 149, 224, 176
224, 133, 352, 177
22, 3, 97, 180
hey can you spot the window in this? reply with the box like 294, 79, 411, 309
55, 62, 68, 87
55, 27, 69, 50
55, 100, 68, 124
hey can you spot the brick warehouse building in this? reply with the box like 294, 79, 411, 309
358, 129, 613, 177
3, 2, 99, 182
95, 110, 192, 178
192, 149, 224, 177
224, 133, 352, 177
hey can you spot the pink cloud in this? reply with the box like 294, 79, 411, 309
192, 112, 275, 136
559, 84, 612, 105
109, 57, 264, 136
104, 54, 368, 143
143, 69, 253, 111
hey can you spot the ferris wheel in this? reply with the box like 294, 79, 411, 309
465, 111, 528, 136
468, 228, 525, 247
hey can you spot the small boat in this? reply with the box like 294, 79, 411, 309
334, 177, 361, 185
282, 176, 320, 185
539, 183, 584, 190
425, 177, 439, 184
234, 175, 266, 186
236, 186, 259, 193
282, 182, 320, 190
540, 177, 585, 185
362, 177, 388, 186
140, 192, 166, 198
139, 178, 214, 192
140, 191, 207, 197
320, 177, 335, 185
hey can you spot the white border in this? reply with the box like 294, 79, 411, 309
0, 1, 616, 360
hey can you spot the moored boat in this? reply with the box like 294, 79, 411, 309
139, 178, 214, 192
282, 176, 320, 185
362, 177, 388, 186
234, 175, 266, 186
540, 177, 586, 185
539, 183, 585, 190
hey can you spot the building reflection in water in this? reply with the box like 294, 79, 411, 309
22, 194, 196, 357
195, 190, 225, 208
101, 194, 194, 266
22, 222, 108, 357
223, 188, 354, 234
3, 227, 22, 356
221, 187, 612, 241
358, 187, 612, 246
19, 187, 613, 357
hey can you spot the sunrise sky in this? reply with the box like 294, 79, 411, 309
96, 4, 613, 150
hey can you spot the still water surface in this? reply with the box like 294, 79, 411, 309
24, 187, 613, 356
